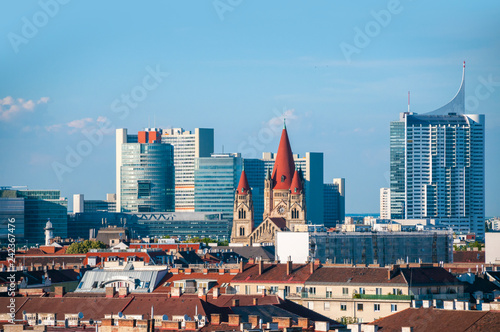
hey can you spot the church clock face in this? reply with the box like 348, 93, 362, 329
278, 206, 285, 215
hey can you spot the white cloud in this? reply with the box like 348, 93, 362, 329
0, 96, 49, 121
46, 116, 113, 134
266, 109, 297, 128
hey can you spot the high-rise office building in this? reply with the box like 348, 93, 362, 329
243, 151, 324, 225
324, 178, 345, 227
194, 153, 242, 218
161, 128, 214, 212
0, 189, 67, 245
380, 187, 391, 219
390, 63, 485, 239
116, 128, 174, 213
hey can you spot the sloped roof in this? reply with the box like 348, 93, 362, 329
268, 217, 287, 230
305, 266, 407, 285
399, 267, 461, 286
369, 307, 500, 332
453, 251, 485, 263
236, 170, 251, 195
271, 128, 295, 190
232, 263, 312, 283
290, 169, 303, 195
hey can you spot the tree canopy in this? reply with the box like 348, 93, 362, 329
66, 240, 106, 254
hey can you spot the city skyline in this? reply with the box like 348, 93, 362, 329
1, 1, 499, 216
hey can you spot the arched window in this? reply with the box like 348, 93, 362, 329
239, 227, 245, 236
238, 209, 246, 219
292, 209, 299, 219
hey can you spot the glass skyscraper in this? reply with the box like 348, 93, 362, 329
389, 64, 485, 239
194, 153, 242, 217
116, 128, 175, 213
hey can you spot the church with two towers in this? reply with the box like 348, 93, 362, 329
230, 125, 307, 245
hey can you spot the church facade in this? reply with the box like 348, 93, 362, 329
230, 126, 307, 245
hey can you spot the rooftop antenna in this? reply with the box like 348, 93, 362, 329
148, 116, 151, 129
408, 91, 410, 113
154, 114, 156, 129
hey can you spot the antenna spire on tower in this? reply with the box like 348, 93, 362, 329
408, 91, 410, 113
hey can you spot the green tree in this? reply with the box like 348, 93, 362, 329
66, 240, 106, 254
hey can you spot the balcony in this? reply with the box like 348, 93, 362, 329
354, 294, 413, 301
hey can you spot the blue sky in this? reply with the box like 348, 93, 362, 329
1, 0, 499, 215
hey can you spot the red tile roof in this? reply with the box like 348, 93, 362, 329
290, 169, 302, 195
369, 307, 500, 332
232, 263, 312, 283
306, 266, 407, 285
271, 128, 295, 190
453, 251, 485, 263
236, 170, 251, 195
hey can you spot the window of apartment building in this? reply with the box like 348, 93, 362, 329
296, 286, 303, 294
269, 286, 278, 294
359, 287, 365, 294
376, 288, 382, 295
342, 287, 349, 295
326, 287, 332, 298
391, 304, 398, 312
324, 302, 330, 311
233, 285, 240, 293
357, 303, 363, 311
285, 286, 290, 296
256, 285, 265, 293
308, 302, 314, 310
374, 304, 380, 312
340, 304, 347, 311
245, 285, 250, 295
393, 288, 402, 295
309, 287, 316, 295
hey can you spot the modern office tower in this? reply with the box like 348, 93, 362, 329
390, 63, 485, 239
116, 128, 174, 213
0, 189, 25, 245
324, 178, 345, 227
0, 189, 67, 245
73, 194, 116, 213
380, 187, 391, 219
194, 153, 242, 220
162, 128, 214, 212
244, 151, 324, 225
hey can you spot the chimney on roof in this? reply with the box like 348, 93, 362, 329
310, 260, 314, 274
239, 259, 244, 273
297, 318, 309, 329
54, 286, 65, 298
213, 287, 220, 299
248, 257, 255, 264
253, 297, 258, 306
171, 287, 182, 298
258, 258, 264, 275
198, 287, 207, 301
286, 257, 292, 276
261, 289, 267, 297
105, 286, 115, 298
211, 314, 221, 325
228, 314, 241, 326
118, 287, 129, 298
248, 315, 260, 328
232, 298, 239, 307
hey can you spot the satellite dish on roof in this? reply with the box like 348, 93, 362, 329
183, 314, 191, 321
78, 312, 84, 319
22, 310, 26, 315
89, 319, 94, 325
196, 314, 202, 321
118, 312, 123, 318
162, 315, 169, 321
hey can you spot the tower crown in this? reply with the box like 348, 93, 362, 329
290, 169, 303, 195
271, 128, 295, 190
236, 170, 251, 195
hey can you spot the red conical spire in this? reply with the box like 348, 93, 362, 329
290, 169, 302, 195
271, 128, 295, 190
236, 170, 251, 195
